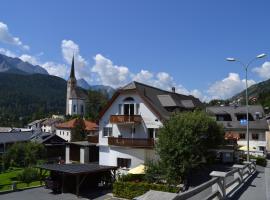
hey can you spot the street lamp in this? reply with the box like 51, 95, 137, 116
226, 53, 267, 162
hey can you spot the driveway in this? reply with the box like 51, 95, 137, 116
0, 187, 121, 200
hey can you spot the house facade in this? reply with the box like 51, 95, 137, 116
56, 118, 98, 142
206, 105, 269, 156
41, 118, 63, 134
98, 81, 202, 169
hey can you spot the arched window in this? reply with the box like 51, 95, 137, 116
81, 105, 84, 114
123, 97, 134, 102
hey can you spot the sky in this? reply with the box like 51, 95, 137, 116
1, 0, 270, 102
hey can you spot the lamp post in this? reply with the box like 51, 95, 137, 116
226, 53, 266, 162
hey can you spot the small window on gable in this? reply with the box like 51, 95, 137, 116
124, 97, 134, 102
73, 105, 76, 113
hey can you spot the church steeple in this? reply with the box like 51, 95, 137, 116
70, 54, 75, 79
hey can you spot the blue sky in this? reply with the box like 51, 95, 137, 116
1, 0, 270, 101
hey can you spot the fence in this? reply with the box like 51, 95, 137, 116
135, 160, 257, 200
173, 160, 256, 200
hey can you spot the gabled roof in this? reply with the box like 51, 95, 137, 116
42, 118, 63, 126
56, 119, 98, 131
0, 131, 34, 144
99, 81, 203, 121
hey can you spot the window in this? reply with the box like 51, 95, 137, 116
124, 104, 134, 115
259, 146, 265, 152
216, 114, 232, 121
148, 128, 154, 139
73, 105, 76, 113
252, 133, 259, 140
124, 97, 134, 102
81, 105, 84, 114
236, 113, 254, 121
103, 127, 112, 137
117, 158, 131, 168
239, 133, 245, 139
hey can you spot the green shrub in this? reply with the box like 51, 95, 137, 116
118, 174, 145, 182
17, 168, 40, 186
255, 156, 267, 167
113, 181, 178, 199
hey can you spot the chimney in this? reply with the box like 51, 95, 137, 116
172, 87, 175, 93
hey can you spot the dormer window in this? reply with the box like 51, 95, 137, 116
235, 113, 254, 121
216, 114, 232, 121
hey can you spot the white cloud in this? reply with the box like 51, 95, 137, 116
207, 73, 256, 99
61, 40, 92, 82
92, 54, 130, 87
0, 22, 29, 50
252, 61, 270, 79
42, 62, 68, 78
19, 54, 39, 65
0, 48, 16, 57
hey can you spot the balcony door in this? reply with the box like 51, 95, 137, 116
124, 104, 134, 116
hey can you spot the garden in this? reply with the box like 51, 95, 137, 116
0, 142, 48, 192
113, 111, 225, 199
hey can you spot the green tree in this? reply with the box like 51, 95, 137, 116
147, 111, 224, 185
3, 142, 46, 169
86, 90, 108, 120
71, 118, 86, 141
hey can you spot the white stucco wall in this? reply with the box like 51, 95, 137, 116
56, 128, 71, 141
99, 93, 163, 146
99, 146, 156, 168
67, 99, 85, 116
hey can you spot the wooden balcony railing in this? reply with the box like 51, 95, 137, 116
88, 135, 99, 144
108, 137, 154, 148
110, 115, 142, 124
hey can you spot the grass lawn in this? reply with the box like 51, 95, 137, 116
0, 168, 48, 192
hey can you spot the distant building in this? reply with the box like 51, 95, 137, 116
206, 105, 269, 156
55, 118, 98, 142
97, 81, 202, 169
66, 56, 87, 116
27, 119, 46, 131
41, 118, 64, 134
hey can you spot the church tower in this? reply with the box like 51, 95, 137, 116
66, 55, 88, 116
66, 55, 77, 115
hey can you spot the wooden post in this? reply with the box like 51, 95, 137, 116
62, 173, 64, 194
76, 175, 80, 197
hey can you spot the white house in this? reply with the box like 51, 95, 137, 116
41, 118, 63, 134
66, 56, 87, 116
98, 81, 202, 169
56, 118, 98, 142
206, 105, 269, 157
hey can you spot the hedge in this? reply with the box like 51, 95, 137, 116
113, 181, 178, 199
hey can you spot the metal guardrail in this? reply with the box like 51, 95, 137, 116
173, 160, 256, 200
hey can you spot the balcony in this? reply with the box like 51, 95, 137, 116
108, 137, 154, 148
88, 135, 99, 144
110, 115, 142, 124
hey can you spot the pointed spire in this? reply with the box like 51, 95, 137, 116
70, 54, 75, 78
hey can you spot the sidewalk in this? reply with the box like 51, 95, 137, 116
229, 161, 270, 200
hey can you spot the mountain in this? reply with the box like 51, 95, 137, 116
77, 78, 115, 97
77, 78, 91, 89
230, 78, 270, 111
90, 85, 115, 97
0, 54, 48, 75
0, 73, 66, 127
